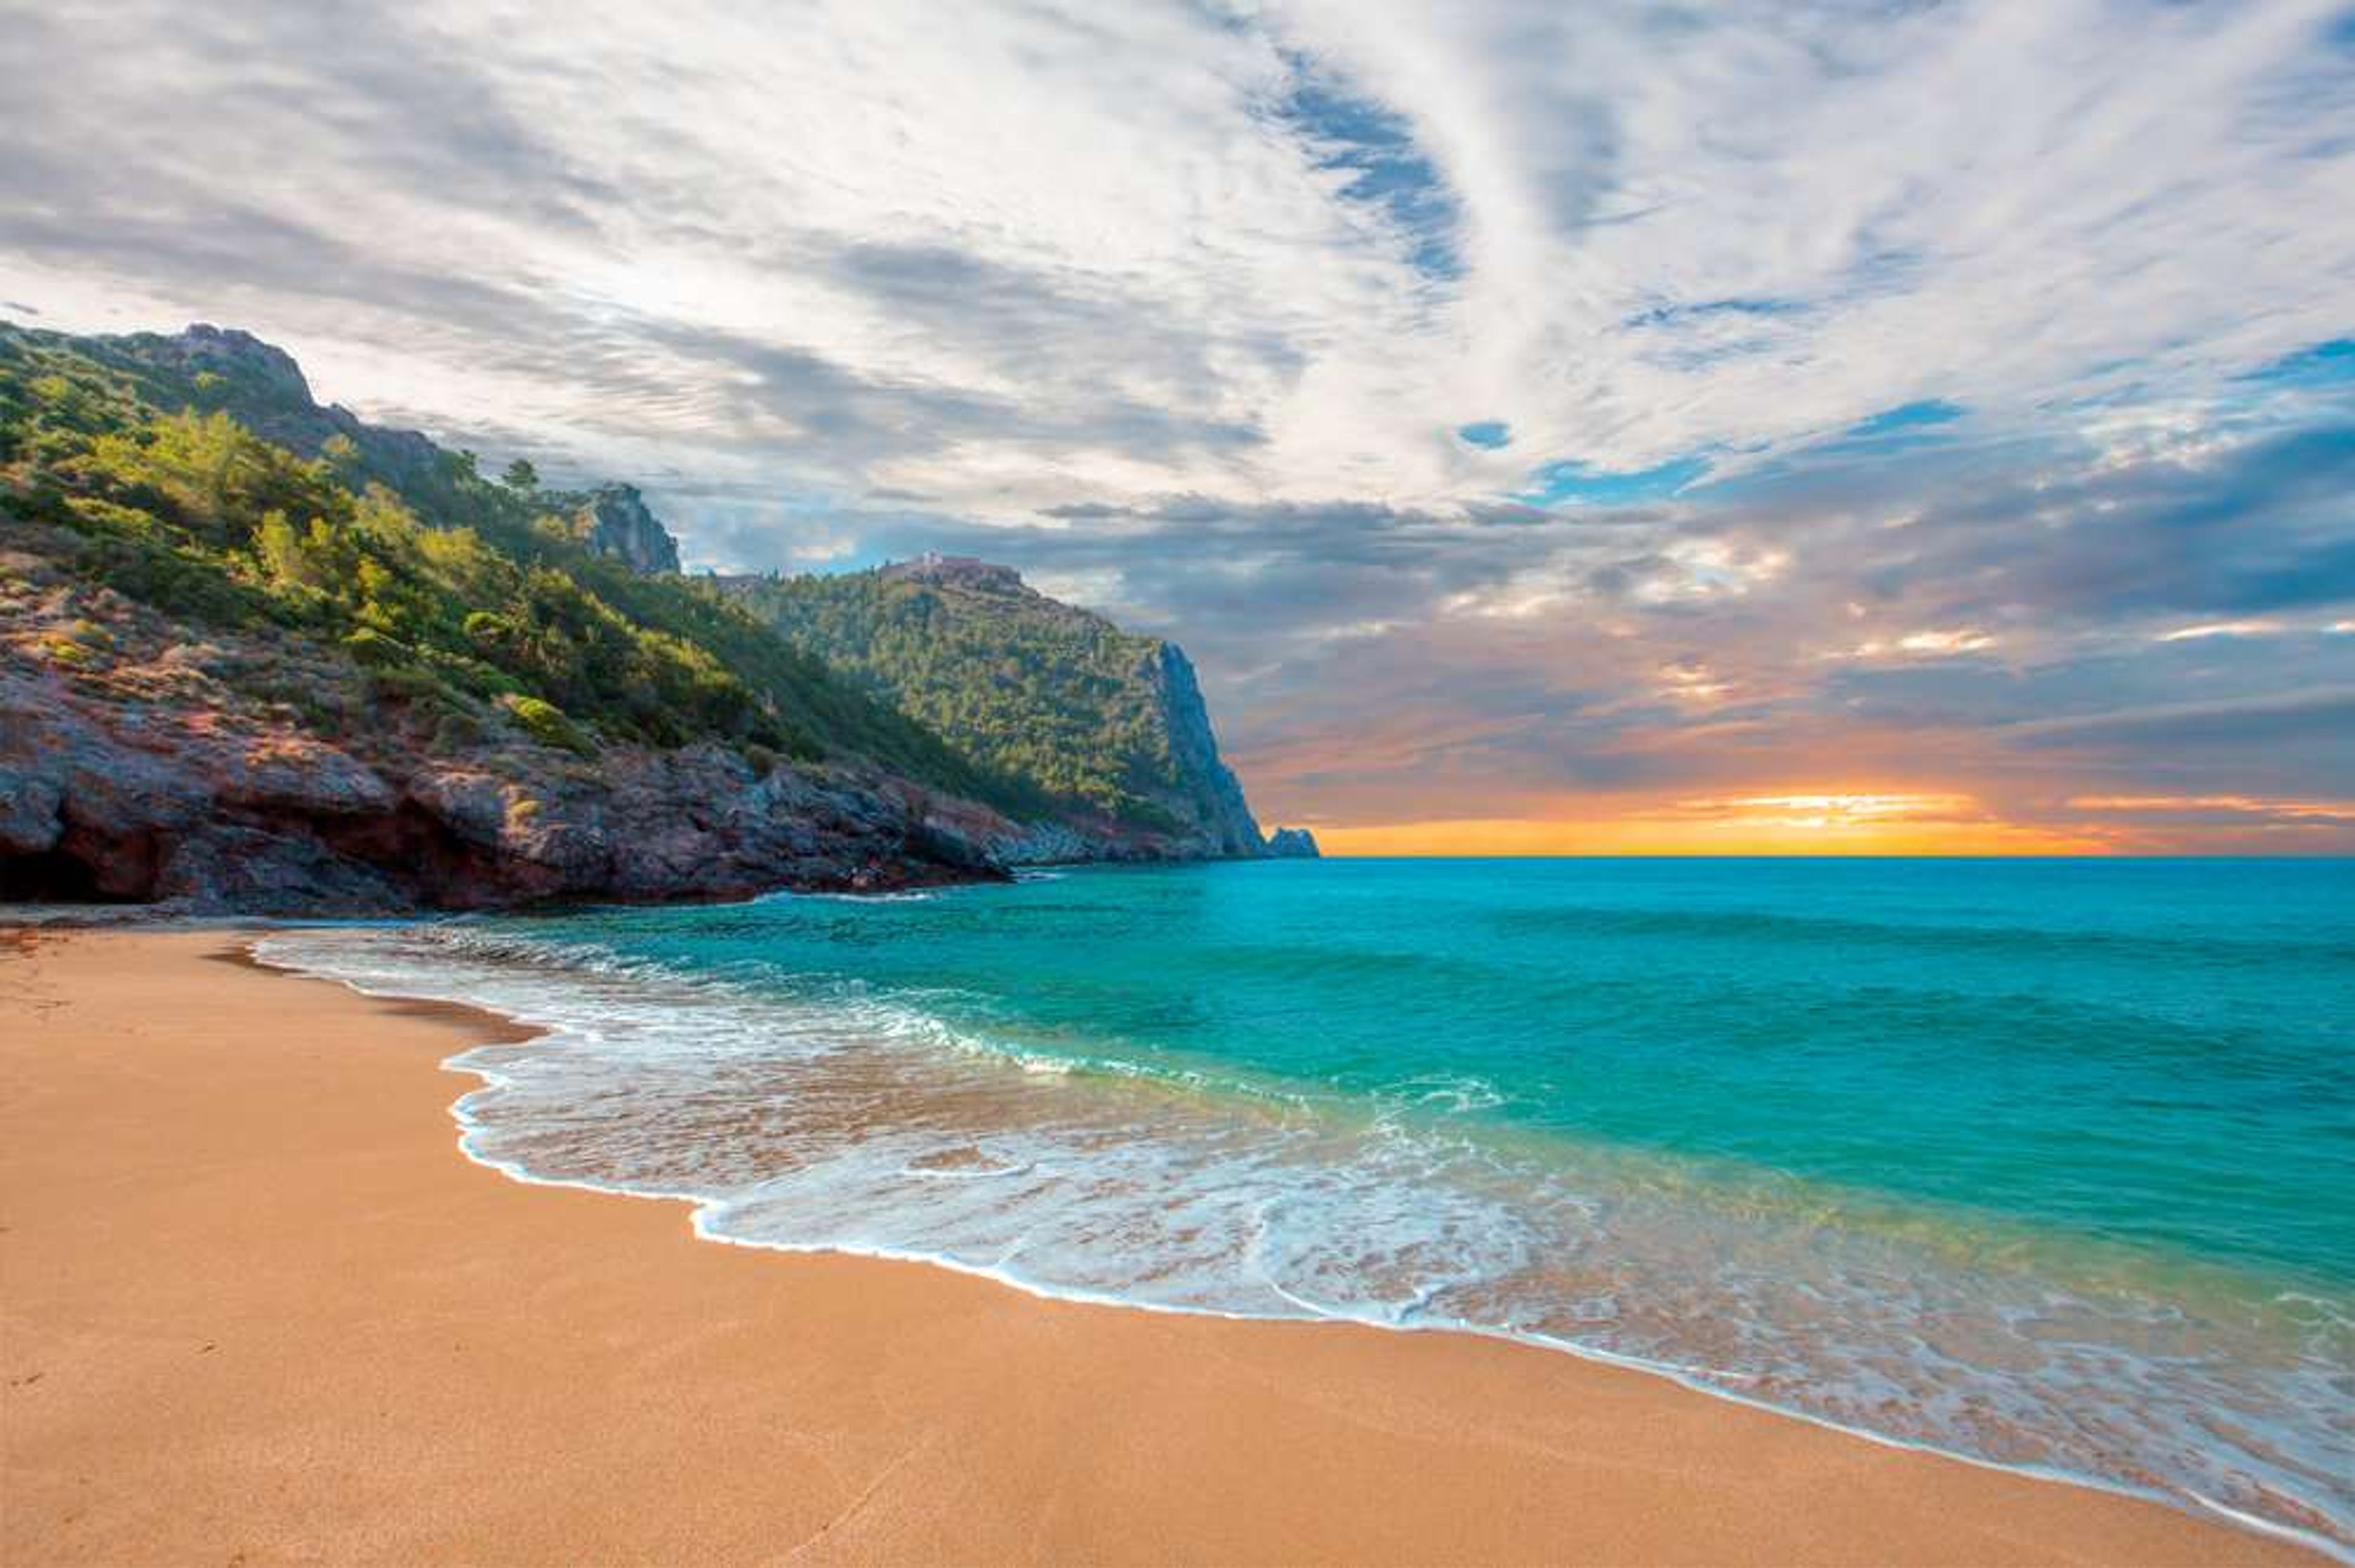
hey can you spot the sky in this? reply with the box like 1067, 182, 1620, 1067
4, 0, 2353, 853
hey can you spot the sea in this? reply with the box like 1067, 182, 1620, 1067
260, 857, 2355, 1554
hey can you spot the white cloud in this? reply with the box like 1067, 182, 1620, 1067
2069, 794, 2355, 822
3, 0, 2349, 539
1828, 628, 2000, 660
2154, 619, 2286, 642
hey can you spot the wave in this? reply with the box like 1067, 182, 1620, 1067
256, 922, 2355, 1558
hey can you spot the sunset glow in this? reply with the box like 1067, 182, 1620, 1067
1316, 794, 2114, 858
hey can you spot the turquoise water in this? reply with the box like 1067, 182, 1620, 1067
268, 858, 2355, 1550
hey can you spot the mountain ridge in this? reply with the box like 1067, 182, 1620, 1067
0, 321, 1313, 912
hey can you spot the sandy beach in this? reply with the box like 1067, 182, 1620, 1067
0, 928, 2326, 1567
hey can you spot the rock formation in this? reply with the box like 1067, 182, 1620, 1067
1140, 641, 1267, 858
557, 484, 682, 575
1263, 827, 1321, 858
0, 567, 1002, 914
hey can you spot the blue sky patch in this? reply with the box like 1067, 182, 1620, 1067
1517, 454, 1711, 507
2238, 338, 2355, 390
1273, 56, 1463, 283
1458, 420, 1512, 449
1848, 399, 1967, 437
1623, 297, 1806, 330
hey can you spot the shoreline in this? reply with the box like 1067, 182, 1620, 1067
3, 927, 2332, 1565
254, 928, 2344, 1556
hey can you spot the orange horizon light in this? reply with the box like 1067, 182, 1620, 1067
1309, 795, 2115, 857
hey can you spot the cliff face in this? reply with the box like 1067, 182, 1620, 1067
554, 484, 682, 575
0, 672, 996, 912
0, 322, 1017, 911
1140, 641, 1266, 858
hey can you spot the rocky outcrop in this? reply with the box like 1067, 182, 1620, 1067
0, 543, 1002, 914
0, 659, 1000, 913
1263, 827, 1321, 858
144, 323, 312, 404
559, 484, 681, 575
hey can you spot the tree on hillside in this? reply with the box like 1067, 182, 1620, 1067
501, 457, 539, 493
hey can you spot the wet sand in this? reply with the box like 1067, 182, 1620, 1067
0, 928, 2327, 1566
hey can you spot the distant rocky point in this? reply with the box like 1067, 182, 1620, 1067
1263, 826, 1320, 858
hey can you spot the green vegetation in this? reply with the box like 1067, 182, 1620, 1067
0, 324, 998, 794
726, 566, 1190, 826
500, 694, 592, 755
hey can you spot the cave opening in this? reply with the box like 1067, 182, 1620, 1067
0, 849, 141, 904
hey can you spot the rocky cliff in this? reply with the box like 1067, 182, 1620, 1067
718, 557, 1283, 862
0, 320, 1310, 912
1139, 640, 1267, 858
0, 536, 1006, 913
550, 484, 682, 575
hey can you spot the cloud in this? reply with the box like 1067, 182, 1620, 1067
2069, 794, 2355, 826
4, 0, 2351, 845
10, 0, 2353, 511
2007, 687, 2355, 750
1668, 793, 1986, 828
2154, 620, 2286, 643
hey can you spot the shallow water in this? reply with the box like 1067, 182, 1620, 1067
263, 857, 2355, 1551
